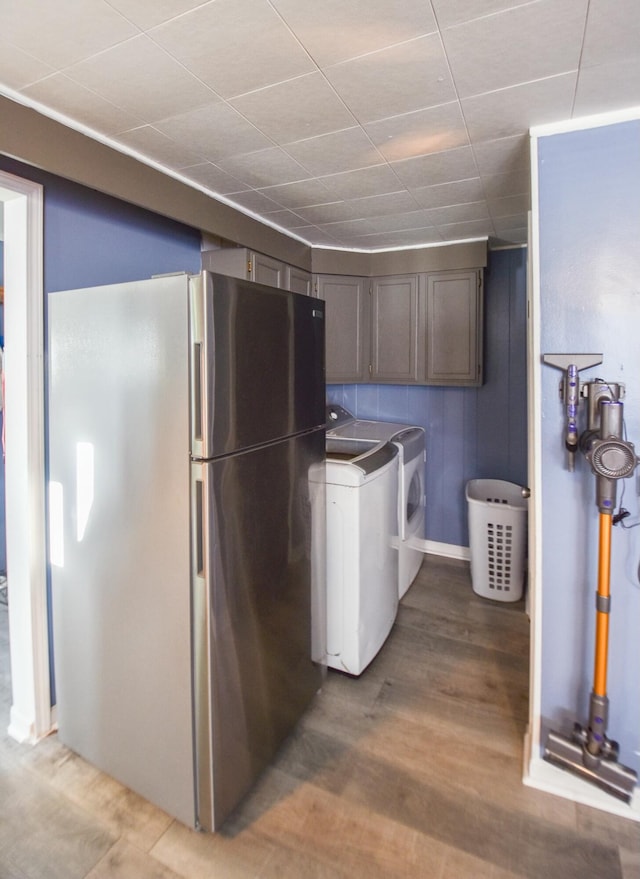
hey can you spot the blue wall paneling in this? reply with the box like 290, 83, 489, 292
536, 119, 640, 778
328, 247, 529, 550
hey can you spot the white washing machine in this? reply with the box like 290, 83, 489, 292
324, 436, 399, 675
326, 405, 426, 598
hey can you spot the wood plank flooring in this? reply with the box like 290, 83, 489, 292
1, 556, 638, 878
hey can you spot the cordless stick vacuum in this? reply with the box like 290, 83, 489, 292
543, 376, 638, 803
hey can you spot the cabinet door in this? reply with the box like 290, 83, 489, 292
315, 275, 370, 383
251, 252, 285, 288
286, 265, 312, 296
423, 270, 483, 386
201, 248, 285, 289
371, 275, 421, 383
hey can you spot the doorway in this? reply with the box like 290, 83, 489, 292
0, 169, 50, 742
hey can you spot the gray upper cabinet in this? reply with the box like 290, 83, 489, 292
370, 275, 421, 383
286, 265, 312, 296
423, 270, 483, 386
202, 247, 285, 288
315, 275, 370, 383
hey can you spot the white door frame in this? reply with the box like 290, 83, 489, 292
0, 168, 51, 742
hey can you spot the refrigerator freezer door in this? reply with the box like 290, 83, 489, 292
191, 428, 326, 830
48, 275, 196, 827
190, 272, 325, 460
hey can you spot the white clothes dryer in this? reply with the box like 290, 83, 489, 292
326, 405, 426, 598
324, 437, 399, 675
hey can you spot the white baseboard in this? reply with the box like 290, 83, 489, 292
408, 537, 470, 562
8, 705, 37, 744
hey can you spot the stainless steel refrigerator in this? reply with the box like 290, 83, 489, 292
48, 270, 326, 830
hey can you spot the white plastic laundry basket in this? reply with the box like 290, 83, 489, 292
466, 479, 528, 602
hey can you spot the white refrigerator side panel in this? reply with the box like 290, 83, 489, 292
48, 276, 195, 826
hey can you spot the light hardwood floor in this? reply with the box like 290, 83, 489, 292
1, 556, 638, 878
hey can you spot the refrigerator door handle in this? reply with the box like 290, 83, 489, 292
189, 274, 208, 459
190, 461, 213, 831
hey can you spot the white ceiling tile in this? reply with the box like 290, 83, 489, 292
411, 178, 485, 209
437, 218, 494, 239
319, 165, 406, 200
430, 0, 526, 30
230, 73, 356, 143
291, 226, 342, 246
391, 146, 478, 189
22, 73, 143, 135
284, 128, 384, 176
271, 0, 437, 67
461, 73, 577, 143
581, 0, 640, 68
426, 201, 489, 226
324, 34, 456, 124
217, 148, 310, 188
472, 135, 529, 176
260, 209, 309, 229
488, 193, 531, 218
66, 35, 218, 123
294, 202, 362, 224
573, 57, 640, 117
114, 126, 203, 168
353, 227, 443, 247
362, 209, 437, 233
150, 0, 315, 99
257, 179, 336, 210
319, 218, 379, 238
226, 189, 283, 214
364, 102, 470, 162
0, 40, 54, 90
155, 103, 272, 162
493, 213, 529, 232
344, 191, 422, 219
442, 0, 588, 98
3, 0, 139, 69
179, 163, 245, 195
106, 0, 208, 30
481, 169, 530, 200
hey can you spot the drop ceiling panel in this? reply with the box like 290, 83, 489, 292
283, 128, 384, 176
441, 0, 588, 98
461, 73, 577, 143
3, 0, 138, 69
324, 34, 456, 123
217, 148, 310, 188
364, 102, 470, 162
155, 103, 272, 162
150, 0, 316, 98
271, 0, 438, 67
106, 0, 211, 30
23, 74, 143, 135
574, 58, 640, 117
0, 39, 54, 90
66, 35, 218, 122
581, 0, 640, 67
230, 73, 357, 143
391, 146, 479, 189
0, 0, 638, 250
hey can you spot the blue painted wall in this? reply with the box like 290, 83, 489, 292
537, 119, 640, 773
0, 155, 202, 701
328, 247, 528, 549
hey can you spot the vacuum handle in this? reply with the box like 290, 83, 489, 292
593, 511, 611, 699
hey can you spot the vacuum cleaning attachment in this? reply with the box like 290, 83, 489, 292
543, 393, 638, 804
